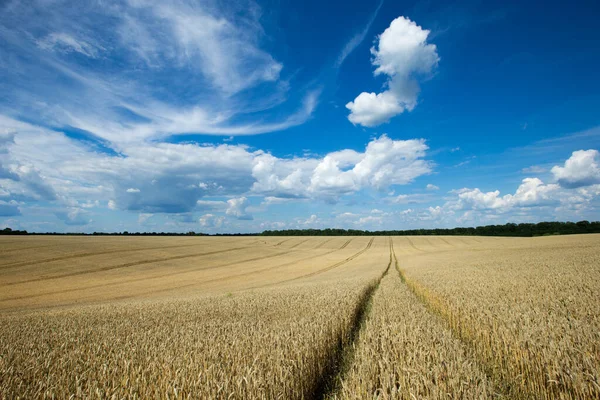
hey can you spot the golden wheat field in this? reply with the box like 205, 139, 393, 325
0, 234, 599, 399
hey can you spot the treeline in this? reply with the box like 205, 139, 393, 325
261, 221, 600, 237
3, 220, 600, 237
0, 228, 252, 237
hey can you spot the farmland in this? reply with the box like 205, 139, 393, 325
0, 235, 599, 398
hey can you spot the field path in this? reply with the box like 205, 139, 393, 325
0, 242, 216, 270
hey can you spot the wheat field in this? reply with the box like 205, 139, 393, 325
1, 234, 599, 399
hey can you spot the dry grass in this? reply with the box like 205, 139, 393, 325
395, 234, 600, 399
0, 236, 386, 398
0, 236, 376, 311
0, 281, 374, 399
1, 234, 599, 398
332, 241, 493, 399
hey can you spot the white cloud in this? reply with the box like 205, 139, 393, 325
521, 165, 546, 174
301, 214, 319, 225
346, 92, 405, 127
452, 178, 560, 211
391, 193, 430, 204
196, 199, 227, 211
551, 149, 600, 188
36, 32, 102, 58
335, 0, 384, 68
426, 183, 439, 190
199, 213, 224, 228
358, 215, 382, 225
134, 1, 282, 95
55, 207, 90, 226
0, 0, 319, 142
1, 119, 433, 218
252, 135, 431, 200
346, 16, 439, 127
138, 213, 153, 224
336, 212, 359, 220
226, 197, 252, 220
0, 200, 21, 217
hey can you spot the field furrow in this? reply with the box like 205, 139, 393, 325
332, 239, 494, 399
0, 234, 598, 398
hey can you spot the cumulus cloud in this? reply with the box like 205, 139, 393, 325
252, 135, 432, 200
301, 214, 320, 226
0, 119, 433, 219
346, 16, 439, 127
55, 207, 90, 226
226, 197, 252, 220
452, 178, 560, 211
358, 215, 382, 225
426, 184, 439, 190
551, 149, 600, 188
196, 199, 227, 211
391, 193, 431, 204
199, 213, 224, 228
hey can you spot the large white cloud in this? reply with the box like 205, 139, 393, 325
226, 197, 252, 220
0, 118, 432, 219
452, 178, 561, 212
346, 16, 439, 127
551, 149, 600, 188
251, 135, 432, 200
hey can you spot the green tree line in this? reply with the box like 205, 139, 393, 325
2, 220, 600, 237
261, 221, 600, 237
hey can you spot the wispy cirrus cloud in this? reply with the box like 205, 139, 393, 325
0, 0, 319, 143
335, 0, 385, 68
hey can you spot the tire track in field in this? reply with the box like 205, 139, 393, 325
405, 237, 424, 252
5, 238, 369, 309
0, 242, 211, 270
28, 243, 364, 308
288, 238, 373, 281
0, 244, 56, 254
2, 240, 358, 301
339, 238, 353, 249
314, 238, 334, 249
275, 238, 294, 246
104, 240, 366, 302
437, 237, 455, 247
0, 247, 302, 302
289, 238, 311, 249
312, 237, 391, 399
256, 238, 374, 289
89, 239, 382, 325
390, 239, 511, 398
454, 237, 471, 245
3, 246, 252, 286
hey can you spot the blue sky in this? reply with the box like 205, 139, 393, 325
1, 0, 600, 233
